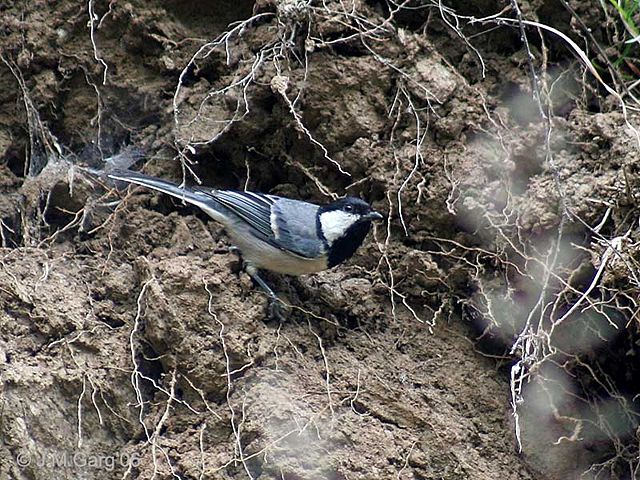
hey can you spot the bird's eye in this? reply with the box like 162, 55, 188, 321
344, 205, 354, 212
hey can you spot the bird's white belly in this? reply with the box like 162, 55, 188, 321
227, 228, 328, 276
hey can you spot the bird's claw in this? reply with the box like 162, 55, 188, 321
268, 297, 290, 321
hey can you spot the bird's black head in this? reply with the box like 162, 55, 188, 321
317, 197, 383, 268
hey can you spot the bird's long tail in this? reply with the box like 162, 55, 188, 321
107, 169, 226, 222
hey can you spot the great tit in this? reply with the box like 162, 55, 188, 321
107, 169, 383, 314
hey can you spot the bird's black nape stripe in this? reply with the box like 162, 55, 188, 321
326, 221, 371, 268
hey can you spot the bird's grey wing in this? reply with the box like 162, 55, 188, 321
209, 192, 326, 258
269, 198, 326, 258
206, 190, 277, 242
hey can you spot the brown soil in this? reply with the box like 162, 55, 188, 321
1, 1, 640, 479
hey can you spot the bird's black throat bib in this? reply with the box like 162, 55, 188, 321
326, 221, 371, 268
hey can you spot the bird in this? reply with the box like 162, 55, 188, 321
107, 169, 383, 316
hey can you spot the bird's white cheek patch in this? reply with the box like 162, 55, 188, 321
320, 210, 360, 244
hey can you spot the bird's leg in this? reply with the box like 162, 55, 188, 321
243, 263, 288, 319
244, 264, 277, 299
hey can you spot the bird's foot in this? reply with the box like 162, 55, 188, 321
267, 296, 291, 321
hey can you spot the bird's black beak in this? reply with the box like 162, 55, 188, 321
363, 211, 384, 221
